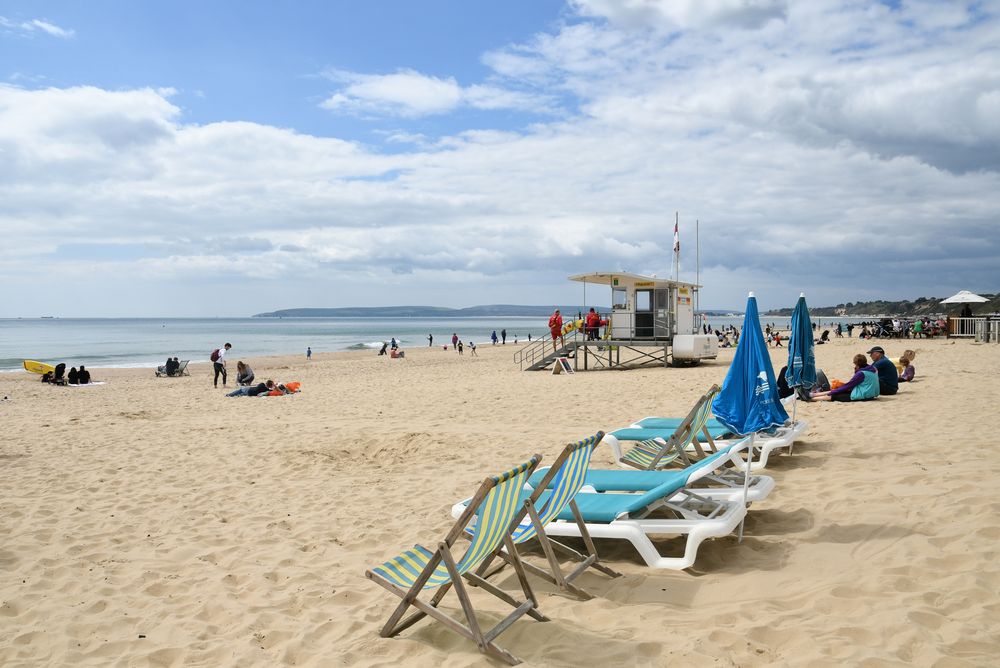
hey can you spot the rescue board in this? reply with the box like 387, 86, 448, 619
23, 360, 55, 375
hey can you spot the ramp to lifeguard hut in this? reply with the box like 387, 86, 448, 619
515, 334, 675, 371
515, 338, 579, 371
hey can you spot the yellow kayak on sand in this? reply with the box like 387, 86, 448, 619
23, 360, 55, 375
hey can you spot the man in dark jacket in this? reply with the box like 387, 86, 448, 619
867, 346, 898, 396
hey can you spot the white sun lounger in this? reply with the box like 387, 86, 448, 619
453, 438, 756, 571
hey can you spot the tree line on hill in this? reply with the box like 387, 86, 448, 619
764, 294, 999, 317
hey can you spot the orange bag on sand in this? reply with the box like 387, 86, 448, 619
284, 381, 301, 393
830, 379, 845, 390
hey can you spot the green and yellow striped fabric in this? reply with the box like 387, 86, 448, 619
510, 435, 598, 544
371, 459, 535, 590
621, 438, 680, 469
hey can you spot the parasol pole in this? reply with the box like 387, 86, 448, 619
739, 433, 754, 542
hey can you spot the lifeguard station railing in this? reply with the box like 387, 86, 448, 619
514, 314, 677, 370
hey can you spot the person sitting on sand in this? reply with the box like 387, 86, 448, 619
77, 366, 91, 385
68, 366, 79, 384
390, 348, 405, 359
227, 380, 274, 397
899, 356, 915, 382
235, 361, 255, 386
810, 354, 879, 402
867, 346, 898, 396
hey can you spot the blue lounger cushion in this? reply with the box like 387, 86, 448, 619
609, 426, 732, 442
633, 417, 733, 431
525, 476, 690, 523
529, 447, 736, 493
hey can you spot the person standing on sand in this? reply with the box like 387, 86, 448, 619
307, 346, 312, 360
501, 328, 507, 344
213, 343, 232, 388
491, 330, 498, 345
548, 309, 564, 354
427, 334, 433, 347
451, 333, 459, 350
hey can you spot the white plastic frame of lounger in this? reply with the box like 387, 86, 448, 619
452, 439, 754, 570
452, 492, 746, 571
604, 420, 807, 472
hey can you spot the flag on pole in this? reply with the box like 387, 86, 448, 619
673, 220, 680, 252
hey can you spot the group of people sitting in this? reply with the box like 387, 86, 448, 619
41, 363, 92, 385
162, 357, 182, 376
809, 346, 916, 402
378, 338, 406, 358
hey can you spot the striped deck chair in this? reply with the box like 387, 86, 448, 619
473, 433, 620, 599
366, 456, 545, 666
617, 388, 718, 470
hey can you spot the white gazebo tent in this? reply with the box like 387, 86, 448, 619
941, 291, 990, 339
940, 290, 989, 304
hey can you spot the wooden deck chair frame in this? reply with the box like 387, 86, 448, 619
365, 456, 546, 666
475, 433, 620, 600
619, 387, 720, 470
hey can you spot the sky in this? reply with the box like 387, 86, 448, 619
1, 0, 998, 317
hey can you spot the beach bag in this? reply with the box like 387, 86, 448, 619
210, 348, 221, 362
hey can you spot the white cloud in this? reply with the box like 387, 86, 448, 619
320, 68, 554, 118
28, 19, 74, 38
571, 0, 787, 30
0, 16, 74, 38
2, 2, 999, 316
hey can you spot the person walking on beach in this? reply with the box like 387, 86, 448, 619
548, 309, 564, 354
491, 330, 498, 345
451, 333, 459, 351
211, 343, 232, 388
306, 346, 312, 361
457, 341, 464, 355
501, 328, 507, 344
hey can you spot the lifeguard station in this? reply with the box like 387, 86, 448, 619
515, 272, 718, 371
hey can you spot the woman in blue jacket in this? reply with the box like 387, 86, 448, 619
810, 354, 880, 402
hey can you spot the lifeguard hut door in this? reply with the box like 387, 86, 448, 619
636, 290, 653, 338
654, 289, 671, 339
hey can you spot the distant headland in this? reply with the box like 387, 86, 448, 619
253, 305, 601, 318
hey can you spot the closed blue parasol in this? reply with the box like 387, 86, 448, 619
712, 292, 789, 436
711, 292, 789, 540
785, 293, 817, 393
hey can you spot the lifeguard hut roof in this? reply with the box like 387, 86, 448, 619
567, 271, 700, 290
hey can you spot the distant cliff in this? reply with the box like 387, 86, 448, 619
253, 305, 600, 318
764, 294, 998, 317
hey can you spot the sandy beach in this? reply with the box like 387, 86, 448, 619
2, 336, 999, 666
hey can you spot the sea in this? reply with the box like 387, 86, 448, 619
0, 315, 875, 372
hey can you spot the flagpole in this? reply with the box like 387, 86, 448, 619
696, 218, 700, 313
674, 211, 679, 282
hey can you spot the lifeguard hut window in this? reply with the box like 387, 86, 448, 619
612, 288, 627, 310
